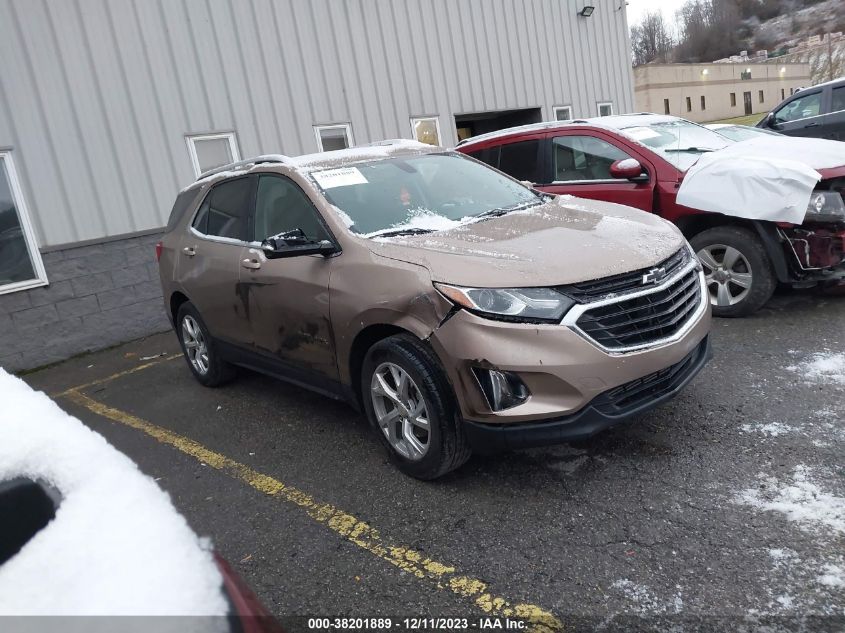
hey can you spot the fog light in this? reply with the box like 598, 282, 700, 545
472, 367, 529, 411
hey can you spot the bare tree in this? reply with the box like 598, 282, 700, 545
674, 0, 743, 62
631, 10, 674, 66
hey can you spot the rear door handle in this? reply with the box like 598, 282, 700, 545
182, 246, 196, 257
242, 258, 261, 270
805, 122, 820, 128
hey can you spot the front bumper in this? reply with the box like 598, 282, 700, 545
463, 335, 711, 453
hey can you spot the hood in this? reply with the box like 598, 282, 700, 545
366, 196, 684, 287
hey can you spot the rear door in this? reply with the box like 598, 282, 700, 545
539, 130, 656, 212
178, 176, 256, 344
239, 173, 338, 381
769, 88, 827, 137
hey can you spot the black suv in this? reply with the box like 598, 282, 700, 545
757, 77, 845, 140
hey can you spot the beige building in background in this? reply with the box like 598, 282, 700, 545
634, 62, 811, 122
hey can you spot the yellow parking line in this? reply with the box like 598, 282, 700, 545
64, 388, 562, 632
54, 354, 182, 397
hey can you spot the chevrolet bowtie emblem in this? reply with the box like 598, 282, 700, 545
642, 266, 667, 285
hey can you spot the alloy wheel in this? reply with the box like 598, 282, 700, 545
181, 315, 209, 375
696, 244, 753, 307
370, 362, 430, 461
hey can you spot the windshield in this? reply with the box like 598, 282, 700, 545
311, 153, 540, 236
712, 125, 780, 142
619, 120, 731, 171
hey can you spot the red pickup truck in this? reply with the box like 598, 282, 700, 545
458, 114, 845, 317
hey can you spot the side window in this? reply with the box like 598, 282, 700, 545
776, 92, 822, 122
498, 140, 542, 182
192, 177, 252, 240
832, 86, 845, 113
254, 175, 329, 242
552, 136, 631, 182
465, 146, 501, 170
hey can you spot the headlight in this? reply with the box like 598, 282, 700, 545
805, 191, 845, 223
434, 283, 574, 322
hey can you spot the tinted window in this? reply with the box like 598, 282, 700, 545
465, 146, 501, 170
254, 176, 329, 242
193, 177, 252, 240
552, 136, 631, 181
775, 92, 822, 122
498, 140, 541, 182
167, 189, 200, 231
832, 86, 845, 113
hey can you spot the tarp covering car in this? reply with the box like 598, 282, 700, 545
676, 136, 845, 224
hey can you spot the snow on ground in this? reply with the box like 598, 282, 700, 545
0, 369, 227, 616
786, 352, 845, 385
611, 579, 683, 614
734, 466, 845, 536
817, 564, 845, 589
740, 422, 797, 437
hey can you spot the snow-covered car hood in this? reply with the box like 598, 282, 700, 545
677, 136, 845, 224
367, 195, 685, 287
0, 369, 227, 617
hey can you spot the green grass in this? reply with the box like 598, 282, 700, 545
706, 113, 765, 126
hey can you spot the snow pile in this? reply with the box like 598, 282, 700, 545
366, 208, 478, 238
0, 369, 227, 616
787, 352, 845, 385
734, 466, 845, 536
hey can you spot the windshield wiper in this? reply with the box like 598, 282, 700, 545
369, 227, 435, 238
475, 199, 544, 219
664, 147, 718, 153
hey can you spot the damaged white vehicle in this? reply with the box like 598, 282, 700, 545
459, 114, 845, 317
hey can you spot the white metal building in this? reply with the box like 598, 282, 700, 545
0, 0, 634, 370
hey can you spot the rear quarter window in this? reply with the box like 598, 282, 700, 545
166, 189, 200, 232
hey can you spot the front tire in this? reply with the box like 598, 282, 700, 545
361, 334, 471, 480
690, 226, 776, 318
176, 301, 235, 387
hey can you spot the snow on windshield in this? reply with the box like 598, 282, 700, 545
0, 369, 227, 616
621, 120, 731, 171
312, 153, 539, 236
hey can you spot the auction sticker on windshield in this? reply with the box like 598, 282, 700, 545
313, 167, 368, 189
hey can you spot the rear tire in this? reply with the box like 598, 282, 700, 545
690, 226, 776, 318
361, 334, 471, 480
176, 301, 236, 387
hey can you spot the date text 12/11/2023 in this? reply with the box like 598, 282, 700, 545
306, 617, 528, 630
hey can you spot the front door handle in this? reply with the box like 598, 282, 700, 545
242, 258, 261, 270
182, 246, 196, 257
805, 122, 820, 128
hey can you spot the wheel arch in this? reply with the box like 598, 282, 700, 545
347, 324, 414, 409
169, 291, 190, 326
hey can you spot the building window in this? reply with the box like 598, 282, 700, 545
314, 123, 354, 152
700, 95, 706, 110
686, 97, 692, 112
730, 93, 737, 107
411, 116, 442, 146
0, 152, 47, 295
186, 132, 240, 178
781, 88, 785, 100
759, 90, 765, 103
597, 102, 614, 117
553, 106, 573, 121
741, 69, 752, 80
664, 99, 670, 115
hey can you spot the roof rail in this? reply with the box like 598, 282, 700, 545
196, 154, 292, 181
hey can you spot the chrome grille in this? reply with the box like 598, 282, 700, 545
574, 266, 702, 351
560, 247, 690, 302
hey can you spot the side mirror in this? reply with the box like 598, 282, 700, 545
610, 158, 647, 182
261, 232, 338, 259
764, 112, 778, 128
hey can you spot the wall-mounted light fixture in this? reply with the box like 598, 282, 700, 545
701, 68, 709, 76
579, 5, 595, 17
779, 66, 786, 74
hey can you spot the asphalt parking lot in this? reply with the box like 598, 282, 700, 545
25, 289, 845, 632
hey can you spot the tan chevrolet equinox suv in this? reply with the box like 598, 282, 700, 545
157, 141, 712, 479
